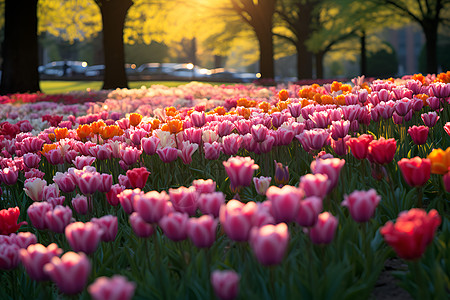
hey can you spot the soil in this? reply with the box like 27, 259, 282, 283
370, 258, 413, 300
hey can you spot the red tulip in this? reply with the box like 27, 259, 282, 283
407, 125, 429, 145
0, 207, 27, 235
368, 138, 397, 165
397, 157, 431, 187
126, 167, 150, 189
380, 209, 441, 260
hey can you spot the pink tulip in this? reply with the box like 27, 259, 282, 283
330, 120, 350, 140
53, 172, 77, 193
300, 173, 329, 198
159, 212, 189, 242
91, 215, 118, 242
65, 222, 103, 254
187, 215, 217, 248
44, 251, 91, 295
72, 194, 89, 215
178, 141, 199, 164
23, 153, 41, 169
45, 205, 73, 233
23, 177, 47, 202
211, 270, 240, 300
8, 232, 37, 249
97, 173, 113, 193
25, 168, 45, 180
45, 149, 64, 165
119, 146, 142, 166
397, 157, 431, 187
408, 125, 429, 145
27, 201, 53, 230
19, 243, 63, 281
0, 243, 20, 270
342, 189, 381, 222
43, 183, 60, 201
88, 275, 136, 300
308, 212, 338, 244
251, 124, 269, 143
311, 158, 345, 192
0, 167, 19, 185
72, 155, 96, 170
421, 112, 440, 128
266, 185, 302, 223
141, 136, 160, 155
130, 128, 148, 146
157, 147, 178, 163
221, 134, 243, 156
133, 190, 169, 223
249, 223, 289, 266
204, 142, 222, 160
129, 212, 154, 238
118, 189, 142, 215
223, 156, 259, 189
296, 129, 329, 152
219, 200, 257, 241
198, 192, 225, 218
192, 179, 216, 194
169, 186, 198, 216
217, 120, 234, 137
191, 111, 206, 127
296, 196, 323, 227
47, 196, 65, 208
443, 171, 450, 193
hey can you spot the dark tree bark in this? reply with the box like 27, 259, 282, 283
423, 21, 438, 74
315, 51, 325, 79
360, 30, 367, 75
231, 0, 276, 80
95, 0, 133, 90
0, 0, 40, 95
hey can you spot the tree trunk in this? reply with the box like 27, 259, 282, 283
360, 31, 367, 76
422, 21, 438, 74
315, 52, 324, 79
296, 43, 313, 80
0, 0, 40, 95
96, 0, 132, 90
255, 27, 275, 81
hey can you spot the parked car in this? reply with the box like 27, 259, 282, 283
136, 63, 177, 76
84, 65, 105, 77
38, 61, 88, 77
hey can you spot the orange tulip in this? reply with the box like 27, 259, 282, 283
278, 89, 289, 101
320, 95, 334, 105
90, 120, 106, 135
100, 125, 121, 140
415, 94, 429, 107
129, 113, 143, 127
163, 119, 183, 134
237, 98, 249, 107
259, 101, 271, 113
77, 124, 92, 140
41, 143, 58, 155
151, 119, 161, 130
54, 128, 68, 141
427, 148, 450, 175
165, 107, 178, 118
214, 106, 226, 116
277, 101, 289, 111
335, 94, 346, 106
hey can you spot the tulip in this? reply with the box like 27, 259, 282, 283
443, 171, 450, 193
421, 112, 440, 128
266, 185, 302, 223
45, 205, 73, 234
380, 209, 441, 260
91, 215, 118, 242
368, 138, 397, 165
211, 270, 240, 300
249, 223, 289, 266
65, 222, 103, 254
330, 120, 350, 140
159, 212, 189, 242
129, 213, 154, 238
187, 215, 217, 248
427, 147, 450, 175
191, 111, 206, 127
72, 194, 89, 215
217, 120, 235, 137
204, 142, 222, 160
169, 186, 198, 216
221, 134, 243, 156
296, 196, 323, 227
27, 202, 52, 230
126, 167, 150, 189
342, 189, 381, 223
274, 160, 289, 186
0, 167, 19, 185
444, 122, 450, 136
43, 183, 60, 201
310, 158, 345, 192
73, 155, 96, 170
178, 141, 199, 164
223, 156, 259, 189
19, 243, 63, 281
23, 153, 41, 169
88, 275, 136, 300
0, 207, 27, 235
44, 251, 91, 295
118, 189, 142, 215
296, 129, 330, 152
308, 212, 338, 244
106, 184, 124, 207
192, 179, 216, 194
133, 190, 169, 223
53, 172, 77, 193
157, 147, 178, 163
253, 176, 272, 195
141, 136, 160, 155
300, 173, 329, 198
408, 125, 429, 145
129, 113, 143, 127
398, 157, 431, 187
197, 192, 225, 218
251, 124, 269, 143
0, 243, 20, 270
219, 200, 257, 241
23, 177, 47, 202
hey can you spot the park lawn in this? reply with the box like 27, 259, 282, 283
39, 80, 230, 94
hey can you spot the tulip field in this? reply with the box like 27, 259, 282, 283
0, 74, 449, 299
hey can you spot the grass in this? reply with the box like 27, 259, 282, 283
39, 80, 231, 94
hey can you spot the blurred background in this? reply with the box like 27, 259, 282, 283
0, 0, 449, 93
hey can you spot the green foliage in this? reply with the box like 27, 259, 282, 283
366, 43, 398, 78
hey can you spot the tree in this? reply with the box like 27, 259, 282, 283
94, 0, 133, 89
365, 0, 450, 74
276, 0, 319, 79
0, 0, 40, 94
229, 0, 277, 80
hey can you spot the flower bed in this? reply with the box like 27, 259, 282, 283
0, 73, 449, 299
